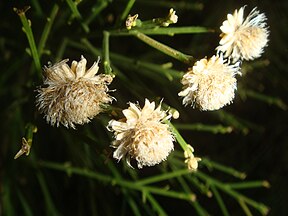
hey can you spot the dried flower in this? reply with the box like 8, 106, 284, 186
108, 99, 174, 168
184, 145, 201, 171
179, 55, 241, 111
36, 56, 113, 129
216, 6, 269, 62
126, 14, 138, 30
153, 8, 178, 27
164, 8, 178, 26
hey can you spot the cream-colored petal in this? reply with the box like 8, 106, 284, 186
113, 143, 127, 161
128, 103, 141, 118
237, 6, 245, 25
61, 63, 75, 80
84, 57, 100, 78
123, 109, 139, 122
71, 60, 77, 73
75, 56, 87, 78
141, 99, 155, 117
220, 21, 233, 33
227, 14, 235, 26
110, 120, 128, 132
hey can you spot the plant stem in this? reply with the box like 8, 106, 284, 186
102, 31, 113, 74
30, 0, 43, 16
135, 169, 191, 185
211, 185, 229, 216
195, 171, 269, 215
14, 7, 41, 76
109, 51, 183, 79
81, 38, 102, 56
40, 161, 195, 201
239, 199, 253, 216
245, 89, 287, 110
227, 181, 270, 189
136, 0, 204, 10
38, 4, 59, 57
103, 156, 142, 216
133, 31, 194, 64
201, 158, 246, 179
174, 123, 233, 134
17, 190, 33, 216
65, 0, 89, 32
109, 26, 213, 36
36, 171, 59, 215
65, 0, 81, 19
167, 121, 190, 152
84, 0, 109, 25
169, 163, 210, 216
146, 193, 168, 216
117, 0, 136, 26
55, 38, 69, 61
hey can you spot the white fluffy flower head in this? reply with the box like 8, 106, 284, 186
108, 99, 174, 169
216, 6, 269, 62
179, 55, 240, 111
36, 56, 113, 129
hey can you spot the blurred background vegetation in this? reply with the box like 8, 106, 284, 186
1, 0, 287, 215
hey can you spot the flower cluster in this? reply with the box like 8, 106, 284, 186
216, 6, 269, 62
179, 6, 269, 111
35, 5, 268, 170
108, 99, 174, 168
36, 56, 113, 129
179, 55, 240, 111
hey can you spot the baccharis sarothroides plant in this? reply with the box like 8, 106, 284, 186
36, 56, 113, 129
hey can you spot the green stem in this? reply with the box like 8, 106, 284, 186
36, 171, 59, 215
133, 31, 194, 64
81, 38, 102, 56
245, 89, 287, 110
135, 169, 191, 185
109, 26, 213, 36
17, 190, 33, 216
190, 201, 209, 216
38, 4, 59, 57
14, 7, 41, 75
170, 157, 211, 197
239, 199, 253, 216
146, 193, 168, 216
65, 0, 81, 19
174, 123, 233, 134
30, 0, 43, 15
40, 161, 195, 202
103, 157, 142, 216
169, 163, 208, 216
40, 160, 111, 182
227, 181, 270, 189
136, 184, 195, 201
167, 121, 190, 152
185, 174, 212, 197
211, 185, 229, 216
136, 0, 204, 10
102, 31, 113, 74
110, 51, 183, 79
117, 0, 136, 26
84, 0, 109, 25
201, 158, 246, 179
195, 171, 269, 215
55, 38, 69, 61
65, 0, 89, 32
